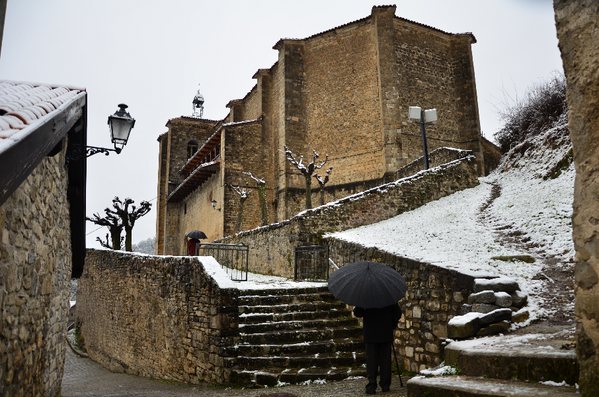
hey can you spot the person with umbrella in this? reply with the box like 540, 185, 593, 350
327, 261, 407, 395
353, 304, 402, 394
186, 230, 207, 255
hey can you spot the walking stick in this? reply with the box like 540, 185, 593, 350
392, 343, 404, 387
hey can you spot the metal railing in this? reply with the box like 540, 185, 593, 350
198, 243, 249, 281
294, 245, 329, 281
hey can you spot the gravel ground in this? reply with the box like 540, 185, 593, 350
61, 347, 409, 397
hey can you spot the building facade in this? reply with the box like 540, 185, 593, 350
0, 80, 87, 397
156, 5, 494, 256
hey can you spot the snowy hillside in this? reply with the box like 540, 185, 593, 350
328, 114, 574, 325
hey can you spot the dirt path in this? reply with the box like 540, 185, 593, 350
478, 181, 575, 326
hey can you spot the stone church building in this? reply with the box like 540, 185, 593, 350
156, 5, 497, 255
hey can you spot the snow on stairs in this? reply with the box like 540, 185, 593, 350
225, 286, 366, 387
407, 338, 579, 396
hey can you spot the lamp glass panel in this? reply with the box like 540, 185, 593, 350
110, 117, 133, 143
425, 109, 438, 123
408, 106, 422, 120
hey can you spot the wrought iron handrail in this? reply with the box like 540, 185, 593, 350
198, 242, 249, 281
294, 245, 329, 281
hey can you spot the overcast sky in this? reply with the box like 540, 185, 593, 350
0, 0, 563, 249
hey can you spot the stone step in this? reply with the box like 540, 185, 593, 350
226, 337, 364, 357
238, 307, 349, 324
232, 350, 366, 369
407, 375, 578, 396
239, 301, 347, 315
231, 366, 367, 387
238, 292, 337, 306
444, 341, 579, 384
239, 286, 329, 297
240, 326, 363, 345
239, 317, 358, 334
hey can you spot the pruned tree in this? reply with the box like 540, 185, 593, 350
227, 184, 253, 234
87, 209, 124, 250
96, 233, 124, 251
243, 171, 269, 226
87, 196, 152, 252
313, 166, 333, 206
283, 145, 329, 210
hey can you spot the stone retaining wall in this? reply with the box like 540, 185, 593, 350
75, 249, 239, 385
0, 149, 72, 397
326, 238, 475, 373
394, 147, 472, 180
219, 156, 479, 278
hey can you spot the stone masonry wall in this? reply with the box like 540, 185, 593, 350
76, 249, 239, 385
394, 147, 472, 180
219, 156, 479, 278
554, 1, 599, 394
0, 148, 72, 397
326, 239, 475, 373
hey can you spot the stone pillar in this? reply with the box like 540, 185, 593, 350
554, 1, 599, 394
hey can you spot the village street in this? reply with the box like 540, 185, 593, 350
61, 347, 409, 397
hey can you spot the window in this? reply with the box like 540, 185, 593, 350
187, 140, 198, 159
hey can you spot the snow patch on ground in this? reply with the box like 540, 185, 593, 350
328, 122, 574, 323
420, 365, 458, 376
199, 256, 326, 291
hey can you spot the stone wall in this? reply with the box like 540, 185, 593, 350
554, 1, 599, 394
76, 249, 239, 385
219, 155, 479, 278
326, 238, 475, 373
0, 148, 72, 397
394, 147, 472, 180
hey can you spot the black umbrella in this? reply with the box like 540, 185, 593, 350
328, 261, 408, 308
186, 230, 207, 240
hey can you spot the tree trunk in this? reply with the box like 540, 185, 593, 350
320, 187, 325, 207
109, 225, 122, 250
305, 174, 312, 209
124, 224, 133, 251
258, 185, 269, 226
235, 198, 247, 234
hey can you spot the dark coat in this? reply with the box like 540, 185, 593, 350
353, 304, 402, 344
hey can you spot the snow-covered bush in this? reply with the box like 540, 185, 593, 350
132, 236, 156, 254
495, 73, 567, 153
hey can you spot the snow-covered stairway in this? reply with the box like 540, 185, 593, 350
225, 286, 366, 387
407, 336, 579, 396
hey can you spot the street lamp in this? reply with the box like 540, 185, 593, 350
68, 104, 135, 160
107, 104, 136, 154
408, 106, 437, 170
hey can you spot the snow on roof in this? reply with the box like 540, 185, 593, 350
0, 80, 86, 155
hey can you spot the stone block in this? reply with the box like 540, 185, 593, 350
575, 262, 598, 290
494, 292, 512, 308
479, 308, 512, 326
472, 303, 500, 313
476, 321, 510, 337
467, 290, 495, 304
460, 304, 473, 314
447, 312, 482, 339
512, 309, 530, 323
432, 324, 447, 338
510, 291, 528, 308
473, 277, 519, 293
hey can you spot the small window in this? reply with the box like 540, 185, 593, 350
187, 140, 198, 159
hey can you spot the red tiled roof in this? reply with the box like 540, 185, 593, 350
0, 81, 85, 141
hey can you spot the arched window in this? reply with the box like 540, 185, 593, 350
187, 140, 198, 159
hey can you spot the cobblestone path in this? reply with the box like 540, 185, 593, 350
61, 347, 408, 397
